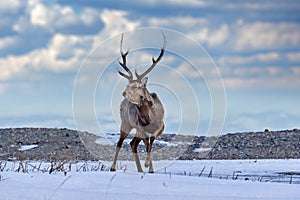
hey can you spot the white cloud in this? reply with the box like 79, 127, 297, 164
49, 33, 93, 59
0, 36, 18, 50
149, 16, 229, 48
80, 8, 99, 26
286, 52, 300, 63
2, 6, 299, 96
134, 0, 206, 7
292, 67, 300, 75
233, 22, 300, 51
207, 24, 229, 47
232, 67, 262, 77
148, 16, 207, 29
215, 1, 299, 11
216, 50, 300, 89
98, 9, 140, 38
12, 0, 100, 33
170, 57, 217, 79
149, 16, 300, 52
266, 67, 282, 76
256, 52, 280, 62
151, 18, 229, 48
135, 0, 299, 11
218, 52, 281, 67
0, 55, 30, 80
163, 0, 206, 7
29, 48, 79, 72
0, 34, 89, 81
30, 3, 48, 26
173, 63, 201, 78
0, 0, 22, 13
189, 28, 209, 43
222, 67, 300, 89
0, 8, 141, 85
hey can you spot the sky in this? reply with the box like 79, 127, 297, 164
0, 0, 300, 137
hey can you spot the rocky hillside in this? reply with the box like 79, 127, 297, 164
0, 128, 299, 161
181, 129, 300, 160
0, 128, 95, 161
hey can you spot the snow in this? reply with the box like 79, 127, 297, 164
18, 144, 39, 151
103, 159, 300, 184
95, 133, 190, 147
161, 159, 300, 177
1, 159, 300, 200
193, 148, 212, 153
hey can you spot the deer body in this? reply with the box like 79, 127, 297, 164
110, 32, 166, 173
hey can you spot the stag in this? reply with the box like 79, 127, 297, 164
110, 32, 166, 173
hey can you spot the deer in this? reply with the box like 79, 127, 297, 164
110, 32, 166, 173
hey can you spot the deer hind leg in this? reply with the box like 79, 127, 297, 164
130, 137, 143, 172
110, 130, 129, 171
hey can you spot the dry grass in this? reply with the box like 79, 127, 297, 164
0, 160, 109, 175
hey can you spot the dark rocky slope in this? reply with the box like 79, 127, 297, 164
0, 128, 299, 161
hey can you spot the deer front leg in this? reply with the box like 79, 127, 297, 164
111, 130, 128, 171
144, 136, 155, 173
145, 124, 164, 173
130, 137, 143, 172
142, 136, 153, 172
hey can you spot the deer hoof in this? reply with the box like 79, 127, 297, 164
110, 167, 116, 172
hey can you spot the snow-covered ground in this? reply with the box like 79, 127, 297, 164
1, 159, 299, 200
95, 132, 192, 147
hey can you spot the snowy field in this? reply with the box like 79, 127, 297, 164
0, 159, 300, 200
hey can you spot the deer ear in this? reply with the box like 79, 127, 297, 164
142, 77, 148, 87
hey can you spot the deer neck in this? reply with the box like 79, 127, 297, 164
129, 99, 153, 127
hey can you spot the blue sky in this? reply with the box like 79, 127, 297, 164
1, 0, 300, 136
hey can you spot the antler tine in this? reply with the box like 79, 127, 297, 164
118, 33, 133, 81
136, 31, 167, 81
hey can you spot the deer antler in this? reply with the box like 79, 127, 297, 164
136, 31, 167, 82
118, 33, 133, 82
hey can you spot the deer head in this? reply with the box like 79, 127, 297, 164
118, 32, 166, 106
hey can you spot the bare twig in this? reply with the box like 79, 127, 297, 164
208, 167, 213, 178
48, 175, 72, 200
105, 173, 117, 200
199, 166, 206, 177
